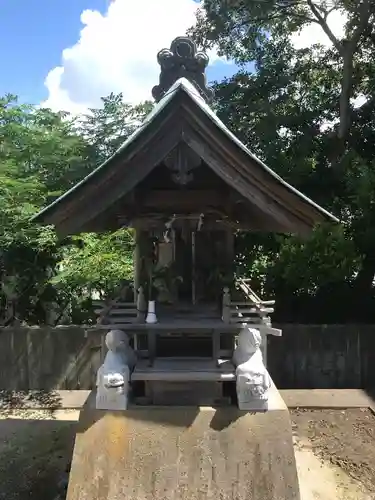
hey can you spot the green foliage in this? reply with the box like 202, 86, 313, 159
78, 93, 153, 165
268, 225, 360, 294
0, 92, 145, 324
51, 230, 134, 295
191, 0, 375, 322
190, 0, 375, 321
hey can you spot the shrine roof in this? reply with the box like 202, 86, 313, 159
33, 76, 339, 235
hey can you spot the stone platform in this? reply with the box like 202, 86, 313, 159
66, 394, 300, 500
2, 389, 374, 411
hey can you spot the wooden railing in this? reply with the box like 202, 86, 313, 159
222, 279, 275, 325
94, 278, 274, 328
94, 286, 146, 325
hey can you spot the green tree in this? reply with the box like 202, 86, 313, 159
78, 93, 153, 165
190, 1, 375, 321
0, 92, 147, 324
0, 97, 93, 326
193, 0, 375, 149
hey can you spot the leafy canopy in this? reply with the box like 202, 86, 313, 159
0, 93, 150, 324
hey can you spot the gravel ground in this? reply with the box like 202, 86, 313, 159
291, 408, 375, 499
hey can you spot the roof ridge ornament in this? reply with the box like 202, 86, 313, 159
152, 36, 214, 104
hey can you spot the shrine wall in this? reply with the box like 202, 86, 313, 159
0, 325, 374, 391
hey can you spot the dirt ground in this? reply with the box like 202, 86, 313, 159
0, 406, 374, 500
291, 408, 375, 499
0, 409, 78, 500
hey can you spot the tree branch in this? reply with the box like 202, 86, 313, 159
304, 0, 371, 143
338, 0, 371, 140
306, 0, 342, 53
325, 6, 339, 20
350, 0, 371, 47
234, 10, 318, 33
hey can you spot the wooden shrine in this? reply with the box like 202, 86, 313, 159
33, 36, 338, 406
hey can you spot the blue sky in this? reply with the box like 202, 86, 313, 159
0, 0, 239, 110
0, 0, 105, 103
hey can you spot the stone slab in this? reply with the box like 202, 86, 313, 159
132, 358, 235, 381
66, 401, 300, 500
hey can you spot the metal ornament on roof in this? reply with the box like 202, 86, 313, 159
152, 36, 214, 104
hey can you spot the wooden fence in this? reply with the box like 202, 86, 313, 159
0, 325, 374, 390
268, 324, 375, 388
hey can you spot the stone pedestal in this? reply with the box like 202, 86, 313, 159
67, 392, 300, 500
145, 380, 224, 406
96, 385, 128, 411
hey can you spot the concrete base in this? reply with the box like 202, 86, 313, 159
66, 394, 300, 500
238, 398, 268, 411
238, 382, 287, 411
96, 389, 128, 411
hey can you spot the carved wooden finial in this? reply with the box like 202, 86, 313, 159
152, 36, 214, 104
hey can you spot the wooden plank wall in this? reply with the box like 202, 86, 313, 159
268, 324, 375, 389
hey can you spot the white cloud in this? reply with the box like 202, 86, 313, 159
43, 67, 89, 115
291, 8, 347, 50
42, 0, 221, 114
43, 1, 352, 114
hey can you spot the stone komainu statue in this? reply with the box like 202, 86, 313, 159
96, 329, 137, 410
232, 327, 271, 410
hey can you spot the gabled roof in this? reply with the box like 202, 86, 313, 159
33, 77, 339, 236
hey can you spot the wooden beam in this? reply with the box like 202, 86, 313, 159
135, 189, 224, 209
181, 118, 311, 234
181, 96, 324, 233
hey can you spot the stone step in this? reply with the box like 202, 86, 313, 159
132, 358, 235, 382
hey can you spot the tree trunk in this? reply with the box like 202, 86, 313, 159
338, 45, 355, 141
354, 252, 375, 295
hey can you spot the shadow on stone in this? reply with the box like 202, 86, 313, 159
364, 387, 375, 405
0, 416, 77, 500
209, 406, 243, 431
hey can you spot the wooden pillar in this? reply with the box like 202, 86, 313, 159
136, 286, 146, 322
212, 330, 220, 364
225, 228, 235, 284
133, 228, 141, 302
222, 287, 231, 323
